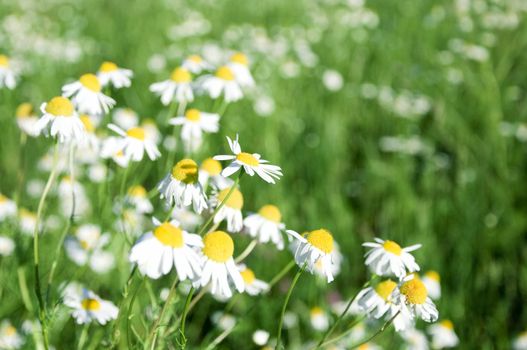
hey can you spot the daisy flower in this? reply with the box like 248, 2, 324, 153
169, 108, 220, 153
0, 55, 17, 89
19, 209, 37, 236
0, 236, 15, 257
428, 320, 459, 349
214, 135, 282, 184
421, 270, 441, 300
76, 115, 100, 161
62, 73, 116, 115
0, 321, 23, 349
64, 224, 114, 273
228, 52, 255, 87
243, 204, 286, 249
391, 276, 439, 330
15, 103, 40, 137
64, 289, 118, 325
97, 61, 133, 88
198, 230, 244, 298
129, 219, 203, 280
356, 279, 399, 319
157, 159, 208, 214
514, 331, 527, 350
182, 54, 212, 74
126, 185, 153, 214
199, 158, 232, 189
171, 207, 203, 232
210, 185, 244, 232
362, 238, 421, 278
0, 194, 17, 221
112, 108, 139, 130
107, 124, 161, 161
142, 119, 162, 145
310, 307, 329, 331
401, 328, 429, 350
286, 229, 338, 282
100, 137, 130, 167
199, 66, 243, 103
149, 67, 194, 106
238, 264, 269, 295
252, 330, 270, 347
36, 96, 86, 143
58, 176, 90, 217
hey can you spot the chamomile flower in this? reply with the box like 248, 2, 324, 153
150, 67, 194, 105
62, 73, 116, 115
362, 238, 421, 278
243, 205, 286, 249
97, 61, 133, 88
0, 194, 17, 221
182, 54, 212, 74
64, 224, 114, 273
199, 158, 232, 189
171, 208, 203, 232
19, 209, 37, 236
100, 137, 130, 167
64, 289, 118, 325
58, 176, 90, 217
214, 135, 282, 184
428, 320, 459, 349
228, 52, 255, 87
401, 328, 429, 350
112, 108, 139, 130
15, 103, 40, 137
0, 55, 17, 89
238, 264, 269, 295
421, 271, 441, 300
129, 219, 203, 280
169, 108, 220, 153
310, 307, 329, 331
126, 185, 153, 214
107, 124, 161, 161
0, 321, 23, 349
514, 331, 527, 350
392, 276, 439, 329
36, 96, 86, 143
198, 231, 244, 298
286, 229, 338, 282
199, 66, 243, 102
210, 185, 244, 232
0, 236, 15, 256
141, 119, 162, 145
157, 159, 208, 214
356, 279, 399, 319
252, 330, 270, 347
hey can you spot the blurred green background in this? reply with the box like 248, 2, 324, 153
0, 0, 526, 348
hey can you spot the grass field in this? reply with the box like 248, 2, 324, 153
0, 0, 526, 349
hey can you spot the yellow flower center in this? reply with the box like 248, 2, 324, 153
81, 298, 101, 311
171, 159, 199, 184
217, 187, 243, 210
0, 194, 7, 203
203, 231, 234, 263
310, 306, 323, 316
99, 61, 118, 72
45, 96, 75, 117
80, 115, 95, 133
128, 185, 147, 197
240, 268, 255, 284
80, 240, 90, 250
374, 280, 397, 300
16, 103, 33, 118
0, 55, 9, 67
258, 205, 281, 223
215, 66, 235, 81
231, 52, 249, 66
126, 127, 146, 140
79, 73, 101, 92
306, 229, 334, 254
4, 325, 16, 336
188, 54, 203, 63
425, 270, 440, 282
170, 67, 191, 83
383, 240, 402, 255
441, 320, 454, 330
185, 108, 201, 121
20, 208, 36, 219
154, 222, 184, 248
400, 278, 428, 305
201, 158, 222, 176
236, 152, 259, 166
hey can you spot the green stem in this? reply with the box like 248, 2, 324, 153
314, 316, 365, 349
234, 239, 258, 263
77, 324, 90, 350
276, 265, 304, 350
33, 142, 59, 350
268, 260, 295, 288
110, 266, 137, 348
147, 277, 179, 350
348, 311, 399, 349
315, 279, 373, 349
177, 287, 195, 350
